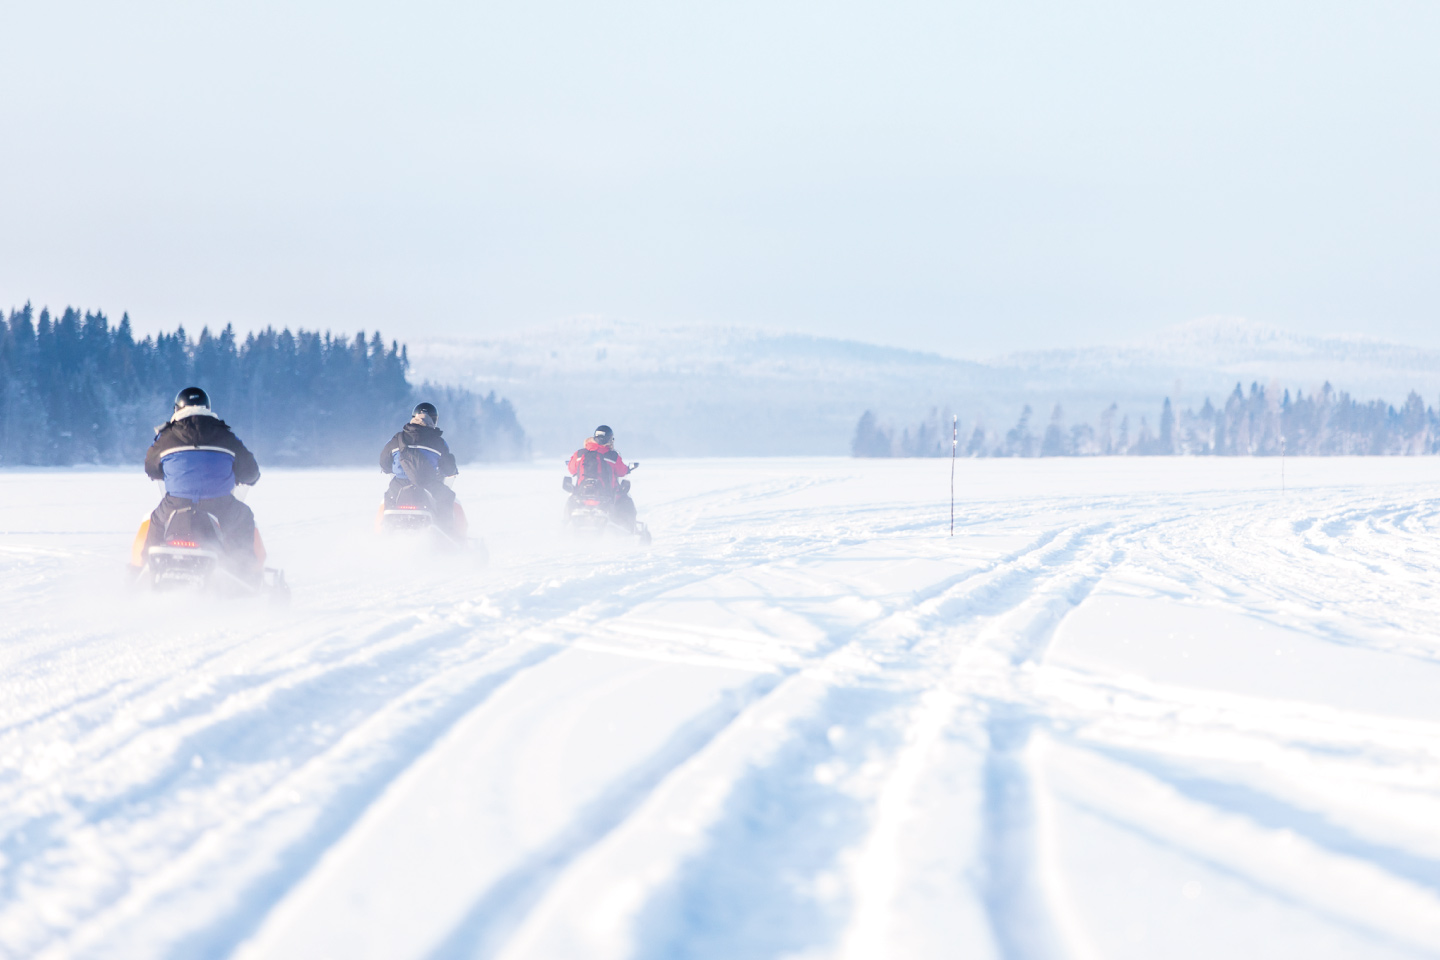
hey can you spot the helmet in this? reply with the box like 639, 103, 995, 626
173, 386, 210, 413
412, 401, 438, 426
593, 424, 613, 445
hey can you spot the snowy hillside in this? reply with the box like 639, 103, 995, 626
408, 318, 1440, 457
4, 459, 1440, 958
998, 316, 1440, 410
406, 319, 1003, 458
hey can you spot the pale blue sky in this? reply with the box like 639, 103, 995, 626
2, 1, 1437, 355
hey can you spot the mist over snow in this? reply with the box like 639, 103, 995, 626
407, 317, 1440, 458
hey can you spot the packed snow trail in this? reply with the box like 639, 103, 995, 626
2, 458, 1439, 959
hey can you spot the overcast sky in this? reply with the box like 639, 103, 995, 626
2, 1, 1437, 356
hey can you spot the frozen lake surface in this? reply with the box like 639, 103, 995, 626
2, 457, 1439, 959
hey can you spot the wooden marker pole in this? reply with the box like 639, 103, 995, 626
950, 414, 958, 536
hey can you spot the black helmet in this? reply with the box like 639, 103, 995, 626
413, 401, 438, 426
173, 386, 210, 413
593, 424, 613, 445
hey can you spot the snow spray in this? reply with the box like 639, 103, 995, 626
950, 414, 958, 536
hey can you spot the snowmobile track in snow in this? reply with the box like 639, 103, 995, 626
3, 459, 1440, 959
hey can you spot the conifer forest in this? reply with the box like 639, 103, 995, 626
854, 383, 1440, 458
0, 304, 528, 466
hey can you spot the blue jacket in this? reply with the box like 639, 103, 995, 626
162, 449, 239, 499
380, 422, 458, 483
144, 410, 260, 500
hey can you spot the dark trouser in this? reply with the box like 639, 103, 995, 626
386, 477, 457, 532
147, 494, 259, 574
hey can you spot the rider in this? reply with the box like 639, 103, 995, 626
137, 386, 264, 578
380, 401, 465, 536
567, 424, 636, 529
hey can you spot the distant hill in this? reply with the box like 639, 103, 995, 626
407, 317, 1440, 457
407, 320, 1004, 457
997, 317, 1440, 406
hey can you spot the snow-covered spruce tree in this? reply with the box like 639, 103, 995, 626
1401, 391, 1430, 455
1040, 404, 1070, 456
965, 424, 988, 457
898, 408, 954, 457
1192, 398, 1217, 454
1157, 398, 1176, 455
851, 410, 895, 457
1134, 416, 1155, 455
1098, 403, 1117, 455
998, 405, 1037, 457
1221, 384, 1249, 454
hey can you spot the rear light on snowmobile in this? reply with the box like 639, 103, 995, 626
167, 540, 197, 548
397, 505, 420, 510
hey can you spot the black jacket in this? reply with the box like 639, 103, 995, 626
380, 423, 459, 477
145, 414, 261, 485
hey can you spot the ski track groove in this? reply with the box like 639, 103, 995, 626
595, 520, 1122, 960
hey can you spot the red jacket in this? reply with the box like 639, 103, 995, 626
568, 438, 629, 486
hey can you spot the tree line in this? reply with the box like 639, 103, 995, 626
0, 303, 528, 467
854, 382, 1440, 457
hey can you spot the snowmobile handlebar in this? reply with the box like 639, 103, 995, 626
560, 460, 638, 471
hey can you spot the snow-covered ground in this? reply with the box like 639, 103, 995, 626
3, 457, 1440, 959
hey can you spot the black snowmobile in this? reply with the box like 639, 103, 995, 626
380, 481, 452, 536
377, 480, 488, 562
562, 469, 652, 546
134, 501, 290, 602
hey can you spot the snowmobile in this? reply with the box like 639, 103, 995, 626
376, 481, 488, 561
131, 502, 289, 602
562, 472, 652, 546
